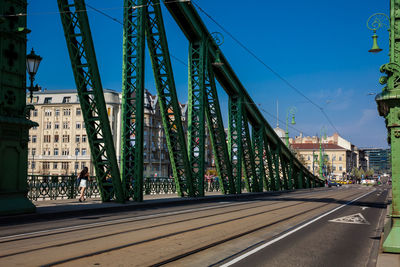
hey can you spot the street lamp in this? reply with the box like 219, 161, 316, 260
285, 106, 297, 146
31, 149, 35, 176
210, 32, 224, 67
369, 6, 400, 252
367, 13, 389, 53
75, 143, 80, 176
319, 126, 327, 179
159, 123, 163, 177
26, 48, 42, 102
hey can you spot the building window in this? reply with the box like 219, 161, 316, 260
63, 108, 71, 116
339, 165, 343, 171
45, 122, 51, 129
44, 109, 52, 116
82, 135, 87, 143
43, 135, 51, 143
307, 155, 310, 161
82, 148, 87, 156
54, 148, 59, 156
62, 162, 69, 170
33, 109, 38, 117
75, 162, 79, 170
76, 122, 81, 129
81, 162, 86, 169
75, 148, 80, 156
55, 109, 60, 116
62, 135, 70, 143
76, 108, 81, 116
339, 156, 342, 161
43, 162, 50, 169
63, 97, 71, 103
53, 162, 58, 169
32, 135, 37, 143
54, 135, 59, 143
54, 122, 60, 129
31, 161, 36, 170
44, 97, 52, 104
62, 148, 69, 156
63, 121, 70, 129
31, 148, 36, 156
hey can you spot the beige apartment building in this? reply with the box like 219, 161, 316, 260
291, 143, 349, 178
289, 133, 367, 179
27, 89, 121, 176
27, 89, 207, 178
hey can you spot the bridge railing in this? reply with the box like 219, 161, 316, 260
27, 175, 236, 201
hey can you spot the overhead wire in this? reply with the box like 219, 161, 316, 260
191, 0, 340, 135
242, 101, 314, 137
8, 1, 339, 135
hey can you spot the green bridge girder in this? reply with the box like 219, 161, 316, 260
57, 0, 124, 203
55, 0, 324, 203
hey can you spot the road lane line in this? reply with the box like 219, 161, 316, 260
220, 189, 376, 267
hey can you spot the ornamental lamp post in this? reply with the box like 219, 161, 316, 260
31, 149, 35, 177
367, 13, 389, 53
369, 4, 400, 253
26, 48, 42, 102
285, 106, 297, 147
75, 143, 80, 176
319, 127, 327, 179
210, 32, 224, 67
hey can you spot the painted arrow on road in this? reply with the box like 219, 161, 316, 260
329, 213, 370, 225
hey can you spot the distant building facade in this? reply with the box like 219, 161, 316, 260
361, 148, 391, 175
27, 89, 121, 176
291, 143, 349, 178
27, 89, 215, 178
289, 133, 368, 178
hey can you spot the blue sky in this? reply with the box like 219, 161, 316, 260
27, 0, 389, 148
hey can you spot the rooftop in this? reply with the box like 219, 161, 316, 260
291, 143, 346, 150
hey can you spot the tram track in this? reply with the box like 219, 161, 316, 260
0, 187, 368, 266
0, 187, 339, 243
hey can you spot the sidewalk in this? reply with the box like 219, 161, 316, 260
376, 189, 400, 267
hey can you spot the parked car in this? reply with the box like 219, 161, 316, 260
328, 180, 341, 187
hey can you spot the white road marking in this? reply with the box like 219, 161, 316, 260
361, 207, 368, 210
329, 213, 370, 225
220, 189, 375, 267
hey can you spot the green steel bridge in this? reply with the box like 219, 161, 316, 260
0, 0, 325, 214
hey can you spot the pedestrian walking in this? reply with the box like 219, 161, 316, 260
78, 167, 89, 202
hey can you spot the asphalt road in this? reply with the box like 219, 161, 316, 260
0, 185, 388, 266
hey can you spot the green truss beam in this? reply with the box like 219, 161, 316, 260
204, 54, 232, 194
163, 1, 324, 186
241, 112, 257, 192
252, 127, 267, 192
57, 0, 124, 203
145, 0, 193, 197
229, 96, 243, 194
120, 0, 146, 201
188, 39, 206, 197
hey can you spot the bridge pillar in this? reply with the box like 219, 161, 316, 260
376, 0, 400, 253
0, 0, 36, 214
